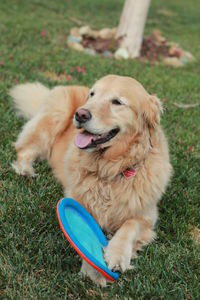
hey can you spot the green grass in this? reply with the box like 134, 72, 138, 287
0, 0, 200, 298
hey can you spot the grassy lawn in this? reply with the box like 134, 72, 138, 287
0, 0, 200, 298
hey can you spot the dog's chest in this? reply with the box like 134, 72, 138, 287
67, 170, 136, 232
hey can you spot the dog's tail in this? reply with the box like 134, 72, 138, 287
9, 82, 50, 119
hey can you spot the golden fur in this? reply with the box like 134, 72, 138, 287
10, 75, 172, 286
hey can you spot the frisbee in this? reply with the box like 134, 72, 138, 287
56, 198, 119, 281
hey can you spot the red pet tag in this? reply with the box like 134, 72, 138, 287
122, 168, 136, 180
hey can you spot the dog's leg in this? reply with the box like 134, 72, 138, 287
12, 85, 89, 177
12, 113, 53, 176
80, 260, 107, 287
104, 218, 155, 272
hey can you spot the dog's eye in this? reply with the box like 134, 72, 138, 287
90, 91, 95, 97
112, 99, 122, 105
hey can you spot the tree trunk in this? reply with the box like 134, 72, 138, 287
116, 0, 151, 58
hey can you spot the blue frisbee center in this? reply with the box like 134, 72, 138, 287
65, 207, 107, 267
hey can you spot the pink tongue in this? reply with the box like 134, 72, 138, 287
75, 132, 98, 149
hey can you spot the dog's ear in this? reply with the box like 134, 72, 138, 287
67, 86, 90, 108
142, 95, 163, 127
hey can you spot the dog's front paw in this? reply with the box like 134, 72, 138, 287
12, 161, 36, 177
104, 238, 133, 272
80, 260, 107, 287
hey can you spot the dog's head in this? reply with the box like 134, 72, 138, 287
73, 75, 162, 158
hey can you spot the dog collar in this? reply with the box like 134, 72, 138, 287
122, 167, 136, 180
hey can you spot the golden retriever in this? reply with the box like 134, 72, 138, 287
10, 75, 172, 286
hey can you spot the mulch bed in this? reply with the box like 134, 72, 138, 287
81, 33, 170, 61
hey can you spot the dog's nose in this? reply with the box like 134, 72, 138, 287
75, 108, 92, 123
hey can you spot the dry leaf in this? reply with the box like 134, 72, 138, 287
173, 102, 199, 109
158, 9, 177, 17
73, 65, 86, 74
42, 71, 72, 82
40, 30, 47, 37
68, 16, 83, 26
190, 226, 200, 243
163, 57, 184, 67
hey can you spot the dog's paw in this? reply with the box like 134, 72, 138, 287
80, 260, 107, 287
94, 275, 107, 288
12, 161, 37, 177
104, 239, 133, 272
